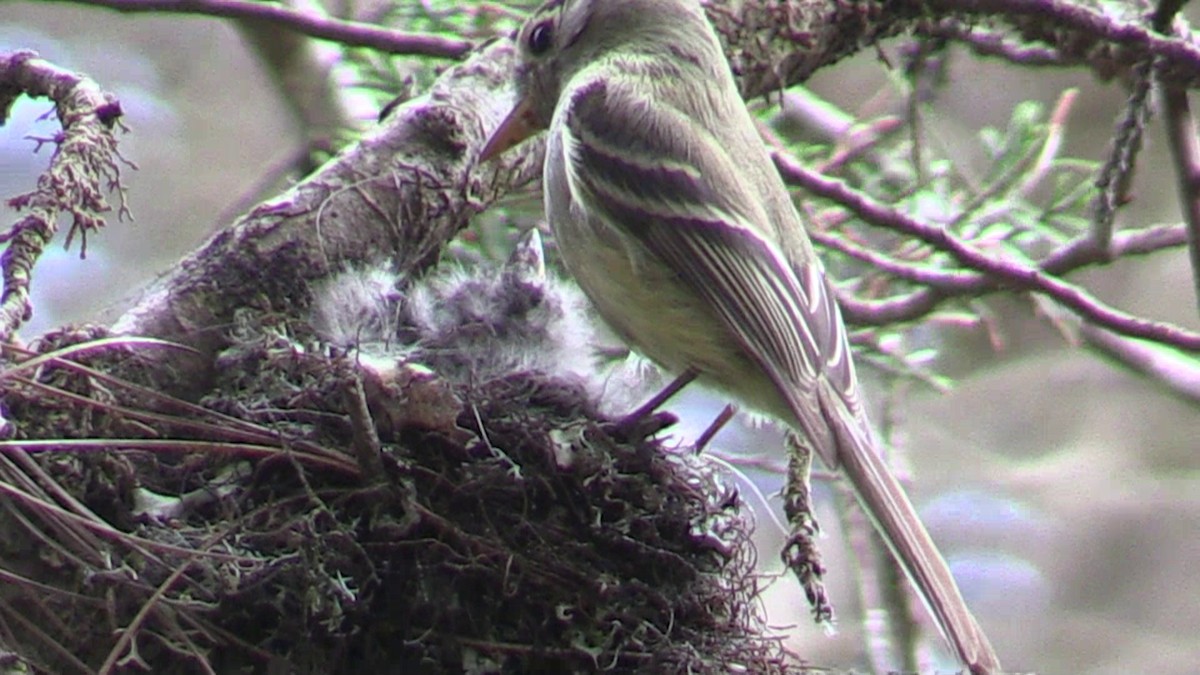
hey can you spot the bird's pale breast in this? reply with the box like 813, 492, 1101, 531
544, 120, 793, 421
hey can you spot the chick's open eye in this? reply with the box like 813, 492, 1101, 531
527, 21, 553, 55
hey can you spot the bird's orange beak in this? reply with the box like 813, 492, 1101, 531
480, 96, 539, 162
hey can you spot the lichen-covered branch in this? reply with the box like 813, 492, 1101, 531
0, 50, 128, 342
111, 39, 541, 394
704, 0, 1200, 99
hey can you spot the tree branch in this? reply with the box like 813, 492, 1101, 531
1153, 1, 1200, 316
702, 0, 1200, 101
1161, 87, 1200, 316
60, 0, 472, 58
933, 0, 1200, 85
827, 222, 1186, 327
110, 39, 540, 395
0, 51, 128, 342
1081, 321, 1200, 402
777, 154, 1200, 350
924, 20, 1066, 67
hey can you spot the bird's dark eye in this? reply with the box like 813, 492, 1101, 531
527, 21, 553, 55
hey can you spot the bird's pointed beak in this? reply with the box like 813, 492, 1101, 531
480, 96, 539, 162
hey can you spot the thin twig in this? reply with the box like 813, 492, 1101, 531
1093, 56, 1154, 254
341, 368, 387, 479
0, 438, 358, 475
98, 527, 236, 675
693, 404, 737, 454
809, 230, 980, 290
1018, 88, 1079, 198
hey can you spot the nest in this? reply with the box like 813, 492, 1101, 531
0, 312, 799, 673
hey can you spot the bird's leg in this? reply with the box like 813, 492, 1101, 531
609, 366, 699, 440
781, 431, 832, 624
693, 403, 737, 454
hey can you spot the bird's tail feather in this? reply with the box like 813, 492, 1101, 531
819, 386, 1002, 675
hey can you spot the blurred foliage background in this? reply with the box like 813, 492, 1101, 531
2, 1, 1198, 672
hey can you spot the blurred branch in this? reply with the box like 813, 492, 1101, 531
809, 230, 981, 289
1153, 1, 1200, 316
1080, 322, 1200, 403
0, 51, 129, 342
773, 88, 904, 174
236, 0, 355, 172
29, 0, 1200, 95
924, 20, 1065, 67
1152, 0, 1192, 33
1018, 89, 1078, 198
1161, 87, 1200, 317
62, 0, 472, 58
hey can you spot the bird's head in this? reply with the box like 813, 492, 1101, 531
481, 0, 715, 160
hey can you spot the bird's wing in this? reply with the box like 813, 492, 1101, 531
559, 75, 861, 465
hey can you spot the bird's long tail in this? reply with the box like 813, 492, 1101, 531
818, 388, 1002, 675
